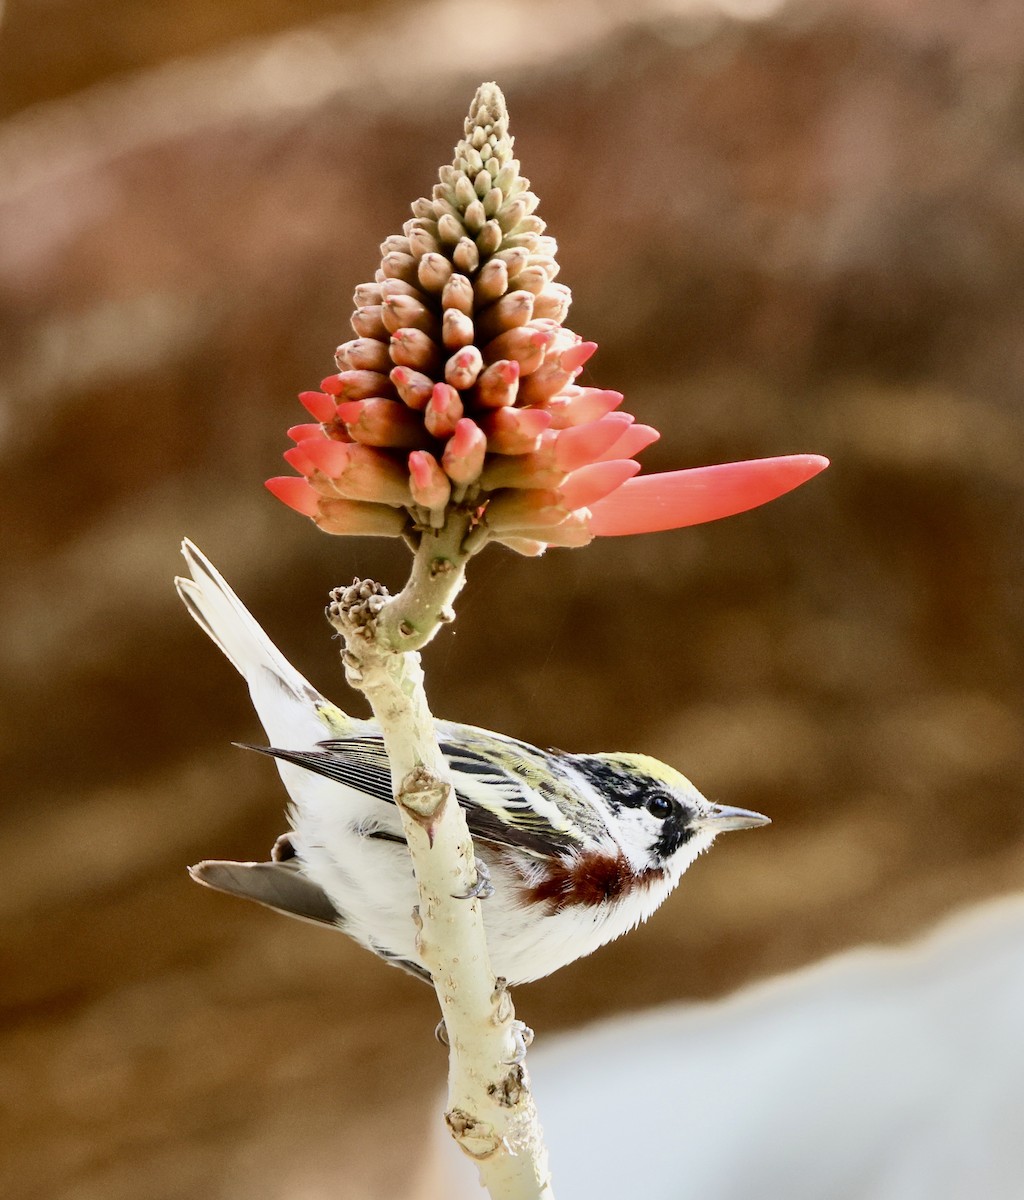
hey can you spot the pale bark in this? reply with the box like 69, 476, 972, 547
328, 517, 554, 1200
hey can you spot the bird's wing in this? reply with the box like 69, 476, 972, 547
239, 740, 396, 803
439, 736, 600, 856
245, 734, 597, 859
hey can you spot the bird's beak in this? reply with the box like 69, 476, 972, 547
697, 803, 771, 832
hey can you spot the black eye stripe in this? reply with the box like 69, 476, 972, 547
569, 755, 699, 862
653, 815, 695, 860
572, 756, 667, 809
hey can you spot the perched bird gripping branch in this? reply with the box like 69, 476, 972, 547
178, 539, 769, 985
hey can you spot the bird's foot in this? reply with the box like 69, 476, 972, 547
452, 857, 494, 901
504, 1019, 534, 1066
435, 1016, 532, 1064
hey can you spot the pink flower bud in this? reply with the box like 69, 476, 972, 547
336, 398, 424, 448
547, 324, 580, 357
476, 218, 503, 256
532, 283, 572, 323
408, 227, 441, 258
442, 308, 475, 350
314, 497, 408, 537
287, 422, 326, 444
295, 436, 351, 477
282, 444, 317, 475
475, 359, 520, 408
592, 423, 660, 462
474, 258, 509, 304
418, 252, 453, 293
390, 366, 435, 410
298, 440, 411, 506
437, 213, 464, 244
484, 488, 567, 531
477, 412, 637, 490
265, 476, 320, 517
351, 305, 387, 339
380, 234, 410, 255
496, 195, 531, 233
558, 340, 597, 373
298, 391, 336, 422
442, 418, 487, 485
425, 384, 463, 438
335, 338, 391, 372
381, 294, 436, 335
380, 251, 418, 283
453, 236, 480, 274
476, 290, 535, 341
554, 413, 634, 471
480, 407, 553, 455
408, 450, 452, 510
479, 449, 565, 491
557, 460, 641, 511
507, 265, 549, 295
379, 234, 408, 255
379, 277, 419, 300
463, 199, 486, 232
441, 273, 475, 315
320, 370, 392, 401
483, 325, 555, 374
353, 282, 383, 307
545, 387, 623, 428
390, 328, 441, 373
497, 246, 531, 277
516, 359, 574, 404
445, 346, 484, 389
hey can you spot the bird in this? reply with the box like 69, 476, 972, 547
177, 539, 770, 986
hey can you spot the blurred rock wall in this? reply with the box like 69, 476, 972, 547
1, 0, 1021, 1196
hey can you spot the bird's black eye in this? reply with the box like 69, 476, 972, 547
646, 794, 673, 820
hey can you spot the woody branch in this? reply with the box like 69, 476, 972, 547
327, 517, 554, 1200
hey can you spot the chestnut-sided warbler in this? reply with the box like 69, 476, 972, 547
178, 540, 769, 985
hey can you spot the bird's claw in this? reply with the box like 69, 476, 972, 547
503, 1019, 534, 1066
437, 1016, 533, 1065
452, 857, 495, 901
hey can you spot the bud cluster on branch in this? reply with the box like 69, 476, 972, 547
268, 84, 826, 555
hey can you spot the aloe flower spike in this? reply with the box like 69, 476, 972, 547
268, 82, 828, 554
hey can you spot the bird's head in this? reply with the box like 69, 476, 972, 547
573, 752, 770, 877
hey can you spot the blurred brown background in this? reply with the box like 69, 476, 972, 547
1, 0, 1022, 1196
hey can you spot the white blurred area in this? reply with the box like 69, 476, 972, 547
440, 895, 1024, 1199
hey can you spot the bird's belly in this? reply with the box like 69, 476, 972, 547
304, 846, 424, 966
290, 791, 424, 967
484, 902, 615, 983
481, 870, 665, 983
293, 799, 677, 985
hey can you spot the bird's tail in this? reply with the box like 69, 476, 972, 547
175, 539, 350, 739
